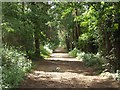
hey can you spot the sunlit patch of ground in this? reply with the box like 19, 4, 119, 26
46, 53, 82, 61
50, 53, 71, 58
20, 69, 119, 88
27, 70, 109, 87
19, 49, 120, 88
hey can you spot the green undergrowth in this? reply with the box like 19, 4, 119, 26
69, 48, 120, 80
26, 45, 52, 59
100, 71, 120, 81
2, 47, 32, 88
69, 48, 104, 72
69, 48, 79, 57
40, 45, 52, 58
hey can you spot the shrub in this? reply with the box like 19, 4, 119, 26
76, 51, 104, 70
76, 52, 85, 60
100, 70, 120, 81
2, 47, 32, 88
78, 33, 98, 53
83, 54, 95, 66
81, 53, 104, 69
69, 48, 79, 57
69, 48, 104, 72
78, 33, 91, 51
40, 45, 52, 58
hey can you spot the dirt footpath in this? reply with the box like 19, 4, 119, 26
19, 49, 120, 89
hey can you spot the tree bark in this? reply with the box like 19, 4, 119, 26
74, 8, 80, 47
34, 29, 40, 58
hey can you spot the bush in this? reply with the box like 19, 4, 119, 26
78, 33, 91, 51
76, 52, 85, 60
78, 33, 98, 53
40, 45, 52, 58
82, 54, 97, 66
27, 45, 52, 59
69, 48, 104, 72
100, 70, 120, 81
2, 47, 32, 88
69, 48, 79, 57
79, 52, 104, 70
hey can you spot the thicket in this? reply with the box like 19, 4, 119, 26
69, 48, 120, 80
2, 47, 32, 88
69, 48, 104, 71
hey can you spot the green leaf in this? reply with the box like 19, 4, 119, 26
114, 23, 118, 30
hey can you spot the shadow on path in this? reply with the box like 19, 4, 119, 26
19, 48, 120, 88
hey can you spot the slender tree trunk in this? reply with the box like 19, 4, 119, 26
22, 2, 29, 56
65, 35, 70, 51
114, 21, 120, 70
34, 28, 40, 58
30, 2, 41, 58
74, 8, 80, 47
72, 28, 75, 50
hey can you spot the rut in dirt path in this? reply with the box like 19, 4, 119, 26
19, 48, 120, 88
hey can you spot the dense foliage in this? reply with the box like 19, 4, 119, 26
69, 48, 104, 71
2, 47, 32, 88
2, 2, 58, 59
50, 2, 120, 73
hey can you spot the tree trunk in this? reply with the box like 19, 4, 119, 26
113, 21, 120, 71
31, 2, 41, 58
65, 35, 70, 51
74, 8, 80, 47
34, 29, 40, 58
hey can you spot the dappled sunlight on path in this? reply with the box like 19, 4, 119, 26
47, 53, 80, 61
25, 70, 109, 88
19, 48, 120, 88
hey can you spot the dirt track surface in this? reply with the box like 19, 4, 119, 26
19, 48, 120, 89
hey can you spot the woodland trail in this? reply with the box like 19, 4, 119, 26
19, 48, 120, 89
